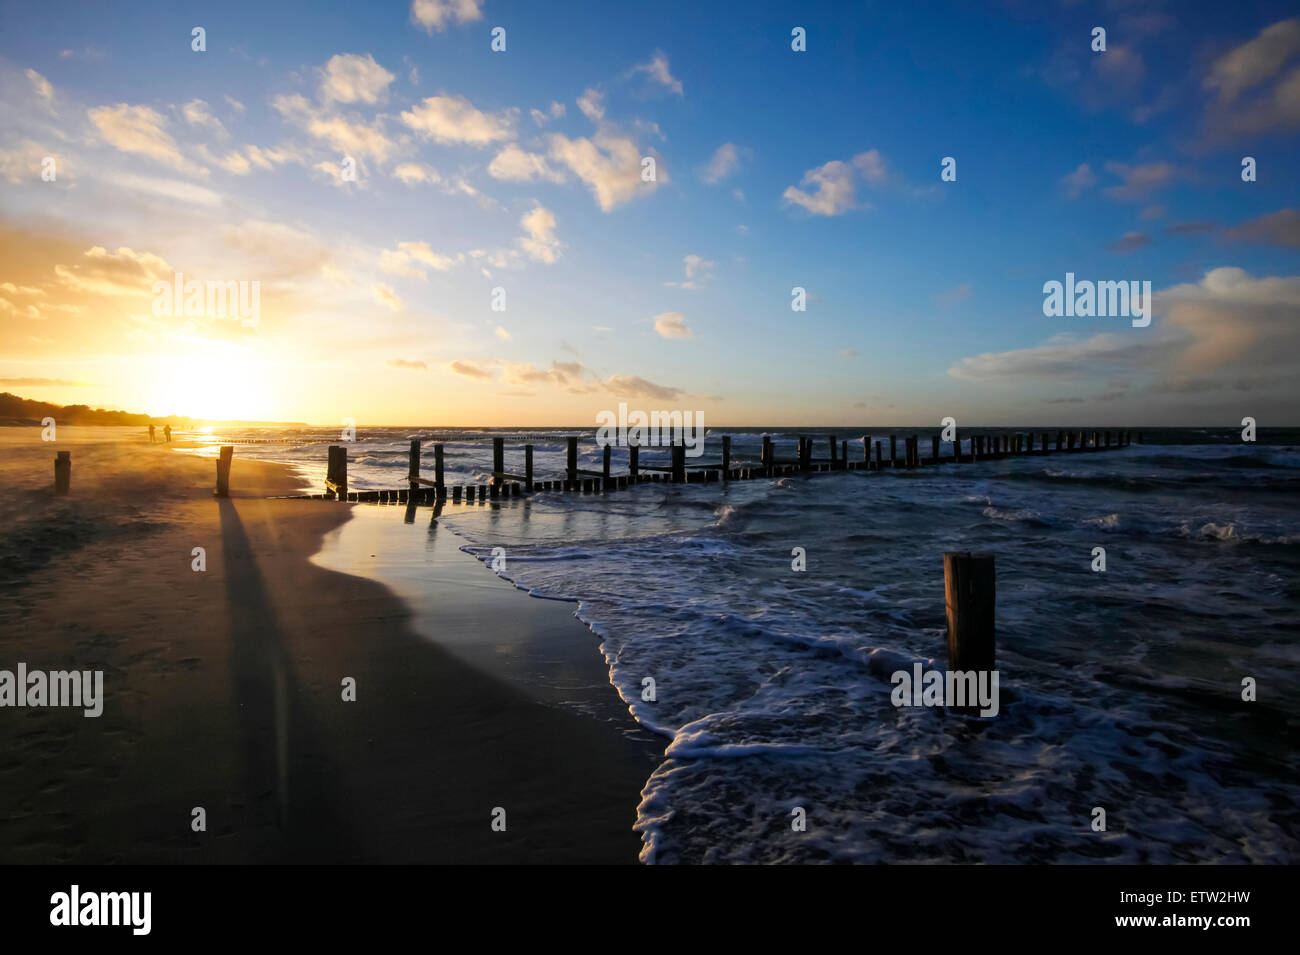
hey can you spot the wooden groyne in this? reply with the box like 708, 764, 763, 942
199, 429, 1142, 503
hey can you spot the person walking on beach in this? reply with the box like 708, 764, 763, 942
148, 424, 155, 443
163, 424, 172, 443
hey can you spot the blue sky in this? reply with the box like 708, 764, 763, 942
0, 0, 1297, 425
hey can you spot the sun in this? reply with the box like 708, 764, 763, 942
146, 345, 279, 421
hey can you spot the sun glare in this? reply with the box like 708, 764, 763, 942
147, 347, 277, 421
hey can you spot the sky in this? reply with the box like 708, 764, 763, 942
0, 0, 1297, 427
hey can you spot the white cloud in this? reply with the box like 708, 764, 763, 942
653, 312, 692, 339
400, 94, 516, 146
667, 254, 715, 289
392, 162, 441, 185
630, 51, 683, 95
25, 69, 53, 102
702, 143, 739, 184
411, 0, 484, 34
518, 205, 563, 264
318, 53, 396, 104
182, 99, 227, 135
577, 87, 604, 122
380, 241, 459, 279
547, 129, 659, 211
89, 103, 206, 175
373, 283, 402, 311
488, 143, 565, 183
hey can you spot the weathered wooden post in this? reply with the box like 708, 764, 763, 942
889, 435, 898, 468
799, 436, 811, 472
722, 435, 731, 478
566, 435, 578, 489
215, 445, 233, 498
829, 435, 838, 469
841, 440, 848, 469
953, 432, 963, 463
524, 444, 534, 491
862, 436, 871, 466
434, 443, 445, 497
629, 443, 639, 480
54, 451, 71, 496
874, 440, 883, 469
1066, 432, 1075, 451
761, 435, 773, 474
943, 552, 995, 673
493, 437, 505, 487
409, 440, 421, 496
602, 444, 612, 482
671, 442, 686, 483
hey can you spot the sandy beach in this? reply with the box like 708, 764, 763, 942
0, 428, 658, 863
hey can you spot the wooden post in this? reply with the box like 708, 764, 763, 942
435, 444, 445, 496
874, 440, 882, 469
829, 435, 838, 469
761, 435, 773, 474
953, 432, 962, 463
603, 444, 612, 480
567, 435, 578, 484
943, 552, 995, 673
629, 443, 639, 480
862, 436, 870, 465
452, 486, 462, 502
215, 445, 233, 498
525, 444, 534, 491
409, 440, 421, 494
799, 436, 811, 472
889, 435, 897, 468
671, 443, 685, 483
932, 435, 940, 463
722, 435, 731, 478
54, 451, 71, 496
493, 437, 505, 486
840, 440, 848, 469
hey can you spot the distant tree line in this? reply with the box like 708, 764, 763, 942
0, 392, 192, 427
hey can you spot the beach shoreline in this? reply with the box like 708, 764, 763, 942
0, 429, 657, 863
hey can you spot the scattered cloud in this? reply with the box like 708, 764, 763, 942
1107, 231, 1152, 253
702, 143, 740, 184
653, 312, 692, 338
372, 283, 402, 310
387, 358, 427, 371
1102, 161, 1180, 200
411, 0, 484, 34
318, 53, 395, 105
517, 205, 564, 263
488, 143, 565, 183
400, 93, 516, 146
1225, 208, 1300, 247
1061, 163, 1096, 198
449, 359, 493, 380
630, 51, 683, 96
782, 151, 888, 216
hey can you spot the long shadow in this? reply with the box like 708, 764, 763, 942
217, 498, 359, 861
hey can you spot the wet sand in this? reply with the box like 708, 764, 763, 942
0, 428, 658, 863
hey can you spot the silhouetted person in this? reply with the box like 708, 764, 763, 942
148, 424, 155, 443
163, 424, 172, 443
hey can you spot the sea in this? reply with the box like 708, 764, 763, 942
178, 426, 1300, 864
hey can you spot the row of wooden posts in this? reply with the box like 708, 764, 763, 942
45, 442, 1008, 680
49, 429, 1140, 500
300, 428, 1139, 502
